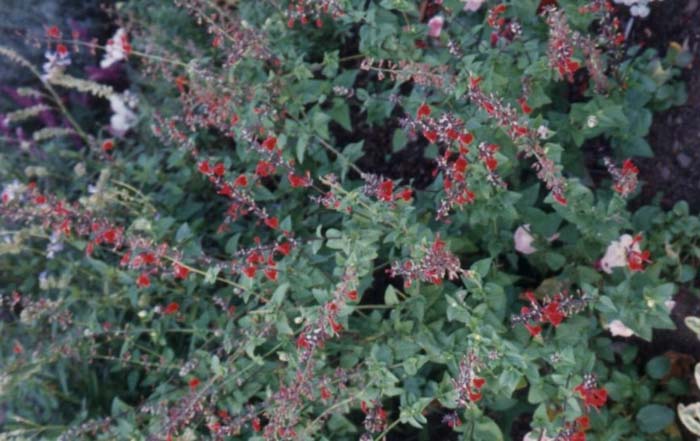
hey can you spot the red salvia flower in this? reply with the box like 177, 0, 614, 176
198, 160, 212, 175
136, 273, 150, 288
102, 139, 114, 152
188, 378, 200, 390
255, 160, 275, 177
262, 136, 277, 151
417, 103, 431, 119
252, 418, 262, 432
173, 263, 190, 280
423, 130, 438, 144
377, 180, 394, 202
264, 216, 279, 229
213, 162, 226, 177
234, 174, 248, 187
46, 25, 61, 38
275, 242, 292, 256
164, 302, 180, 315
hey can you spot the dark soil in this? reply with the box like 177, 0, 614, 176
635, 0, 700, 211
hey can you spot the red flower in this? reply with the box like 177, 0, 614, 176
347, 290, 358, 301
234, 174, 248, 187
13, 341, 23, 354
423, 130, 438, 144
213, 162, 226, 177
35, 195, 47, 205
417, 103, 431, 119
243, 266, 256, 278
102, 139, 114, 152
399, 187, 413, 201
525, 323, 542, 337
275, 242, 292, 256
622, 159, 639, 175
518, 97, 533, 114
485, 157, 498, 171
627, 249, 651, 272
188, 378, 200, 390
576, 415, 590, 431
472, 377, 486, 388
230, 114, 239, 125
454, 156, 468, 173
262, 136, 277, 151
482, 102, 495, 115
173, 263, 190, 280
574, 384, 608, 409
288, 171, 311, 188
198, 160, 212, 174
164, 302, 180, 315
377, 180, 394, 201
136, 273, 150, 288
101, 229, 118, 244
320, 386, 332, 400
553, 192, 568, 206
542, 302, 564, 326
264, 268, 278, 281
460, 132, 474, 145
56, 44, 68, 56
47, 25, 61, 38
252, 417, 262, 432
255, 160, 275, 177
264, 216, 279, 229
296, 333, 310, 349
218, 184, 233, 197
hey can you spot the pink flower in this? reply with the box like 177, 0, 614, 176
427, 16, 444, 38
463, 0, 486, 11
605, 319, 635, 337
514, 225, 537, 255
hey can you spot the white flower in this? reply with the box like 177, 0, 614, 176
600, 234, 639, 274
427, 16, 444, 38
630, 4, 650, 17
605, 319, 635, 337
586, 115, 599, 128
101, 28, 129, 68
41, 49, 71, 82
108, 92, 138, 136
514, 224, 537, 255
523, 431, 553, 441
1, 180, 24, 203
665, 300, 676, 311
462, 0, 486, 11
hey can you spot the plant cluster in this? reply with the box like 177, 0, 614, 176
0, 0, 697, 440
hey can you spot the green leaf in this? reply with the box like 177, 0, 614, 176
385, 285, 399, 305
175, 222, 193, 243
204, 266, 221, 285
636, 404, 674, 433
645, 355, 670, 379
271, 283, 289, 306
473, 416, 503, 441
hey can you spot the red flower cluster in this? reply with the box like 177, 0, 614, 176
468, 76, 568, 206
360, 400, 388, 436
406, 103, 476, 218
574, 374, 608, 410
444, 352, 485, 430
286, 0, 343, 28
361, 174, 413, 204
605, 158, 639, 197
627, 234, 651, 272
389, 235, 464, 288
511, 290, 588, 337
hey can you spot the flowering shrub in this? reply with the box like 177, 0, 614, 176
0, 1, 696, 440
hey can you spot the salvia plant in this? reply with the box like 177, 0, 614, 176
0, 0, 697, 440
